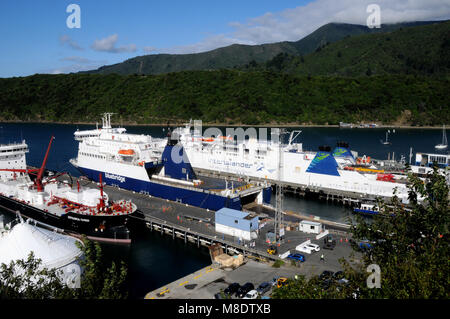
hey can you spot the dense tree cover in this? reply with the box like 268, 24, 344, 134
0, 72, 448, 126
272, 167, 449, 299
243, 21, 450, 77
0, 236, 128, 299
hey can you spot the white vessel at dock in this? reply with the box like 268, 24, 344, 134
70, 113, 272, 211
0, 137, 137, 243
171, 122, 411, 203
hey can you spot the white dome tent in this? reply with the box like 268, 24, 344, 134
0, 217, 84, 289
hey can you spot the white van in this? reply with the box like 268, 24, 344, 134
305, 243, 320, 252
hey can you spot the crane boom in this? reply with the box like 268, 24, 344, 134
35, 136, 55, 192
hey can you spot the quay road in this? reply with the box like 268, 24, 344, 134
145, 241, 359, 299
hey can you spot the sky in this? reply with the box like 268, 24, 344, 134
0, 0, 449, 77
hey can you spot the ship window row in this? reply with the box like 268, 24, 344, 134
0, 148, 27, 153
429, 156, 448, 164
80, 152, 105, 159
0, 155, 22, 160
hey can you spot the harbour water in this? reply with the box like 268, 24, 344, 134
0, 122, 447, 298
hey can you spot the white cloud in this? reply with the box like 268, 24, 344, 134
59, 56, 94, 64
91, 34, 137, 53
47, 56, 108, 74
145, 0, 450, 54
143, 46, 158, 53
59, 35, 83, 50
47, 64, 100, 74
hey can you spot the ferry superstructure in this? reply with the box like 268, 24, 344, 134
70, 114, 271, 211
171, 122, 411, 203
0, 137, 136, 244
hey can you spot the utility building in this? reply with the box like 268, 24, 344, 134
299, 220, 323, 234
215, 208, 259, 241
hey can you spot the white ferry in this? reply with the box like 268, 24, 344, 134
171, 122, 411, 203
70, 114, 271, 211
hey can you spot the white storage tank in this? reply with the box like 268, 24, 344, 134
0, 220, 84, 287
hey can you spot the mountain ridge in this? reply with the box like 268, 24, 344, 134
82, 20, 441, 75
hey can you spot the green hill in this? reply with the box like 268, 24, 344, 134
83, 21, 437, 75
0, 72, 448, 126
248, 20, 450, 76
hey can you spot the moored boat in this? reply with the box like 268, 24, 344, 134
0, 137, 137, 244
70, 113, 272, 211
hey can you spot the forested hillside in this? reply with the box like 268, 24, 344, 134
0, 72, 447, 126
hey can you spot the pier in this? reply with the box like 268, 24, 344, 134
53, 173, 352, 263
189, 167, 389, 205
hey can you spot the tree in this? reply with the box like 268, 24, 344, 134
273, 167, 449, 299
74, 236, 128, 299
0, 252, 75, 299
0, 236, 128, 299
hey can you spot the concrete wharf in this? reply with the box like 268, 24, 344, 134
190, 167, 393, 205
53, 172, 352, 262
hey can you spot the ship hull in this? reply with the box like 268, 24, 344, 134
77, 166, 254, 211
0, 194, 132, 244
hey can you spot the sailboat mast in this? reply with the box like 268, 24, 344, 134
443, 125, 448, 145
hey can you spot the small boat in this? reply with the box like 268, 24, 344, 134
380, 130, 391, 145
353, 203, 380, 216
435, 125, 448, 150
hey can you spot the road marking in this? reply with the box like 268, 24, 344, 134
193, 274, 202, 279
179, 281, 189, 286
205, 268, 215, 273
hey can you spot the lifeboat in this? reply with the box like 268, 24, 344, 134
201, 138, 214, 142
118, 149, 135, 156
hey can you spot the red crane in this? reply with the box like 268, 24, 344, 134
35, 136, 55, 192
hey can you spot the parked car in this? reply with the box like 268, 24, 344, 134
323, 235, 336, 245
305, 243, 320, 252
237, 283, 254, 298
214, 292, 224, 299
287, 253, 305, 262
319, 270, 334, 280
242, 289, 259, 299
331, 271, 349, 285
333, 271, 344, 280
224, 283, 240, 296
256, 282, 271, 295
358, 240, 374, 250
276, 277, 289, 289
271, 277, 279, 287
338, 278, 350, 285
320, 278, 333, 290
